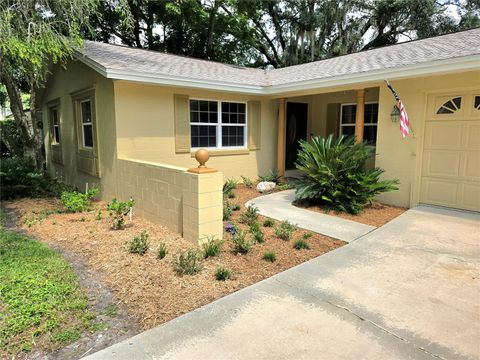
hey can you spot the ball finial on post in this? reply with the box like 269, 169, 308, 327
188, 149, 217, 174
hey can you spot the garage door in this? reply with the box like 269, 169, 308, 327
420, 92, 480, 211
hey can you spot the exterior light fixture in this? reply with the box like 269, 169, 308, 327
390, 105, 400, 123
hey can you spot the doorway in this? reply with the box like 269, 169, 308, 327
285, 102, 308, 170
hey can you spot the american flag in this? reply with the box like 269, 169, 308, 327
385, 80, 410, 138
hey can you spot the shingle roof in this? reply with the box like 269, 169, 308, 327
77, 28, 480, 89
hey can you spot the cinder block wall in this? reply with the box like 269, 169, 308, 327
110, 158, 223, 243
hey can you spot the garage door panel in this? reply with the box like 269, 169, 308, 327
462, 183, 480, 210
424, 122, 462, 149
465, 123, 480, 149
423, 150, 461, 177
420, 178, 458, 206
464, 152, 480, 178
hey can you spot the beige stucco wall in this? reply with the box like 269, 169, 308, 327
114, 81, 278, 181
375, 70, 480, 208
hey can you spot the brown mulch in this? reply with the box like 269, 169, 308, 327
295, 201, 407, 227
4, 187, 344, 332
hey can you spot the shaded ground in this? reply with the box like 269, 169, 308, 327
3, 186, 343, 336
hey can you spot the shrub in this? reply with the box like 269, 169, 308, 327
252, 230, 265, 243
223, 201, 233, 221
241, 176, 253, 188
258, 169, 281, 184
107, 198, 134, 230
127, 231, 149, 255
95, 211, 102, 220
263, 219, 275, 227
294, 239, 310, 250
239, 205, 259, 226
0, 156, 70, 199
302, 232, 312, 240
232, 203, 241, 211
232, 230, 253, 254
61, 188, 99, 213
172, 249, 202, 276
202, 236, 223, 258
275, 221, 297, 241
157, 243, 168, 260
227, 191, 235, 199
293, 135, 399, 214
215, 266, 232, 281
278, 182, 294, 191
223, 179, 237, 195
262, 251, 276, 262
249, 221, 260, 234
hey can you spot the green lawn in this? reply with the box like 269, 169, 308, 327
0, 229, 97, 356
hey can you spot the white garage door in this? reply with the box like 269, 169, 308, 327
420, 92, 480, 211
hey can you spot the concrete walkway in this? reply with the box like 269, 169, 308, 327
84, 206, 480, 360
246, 189, 375, 242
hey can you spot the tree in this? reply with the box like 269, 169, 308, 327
0, 0, 99, 170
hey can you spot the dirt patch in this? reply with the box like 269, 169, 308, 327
4, 187, 343, 336
295, 201, 407, 227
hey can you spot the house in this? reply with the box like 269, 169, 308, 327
39, 28, 480, 242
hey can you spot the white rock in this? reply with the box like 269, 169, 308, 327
256, 181, 276, 193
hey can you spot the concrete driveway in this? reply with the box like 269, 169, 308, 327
84, 206, 480, 360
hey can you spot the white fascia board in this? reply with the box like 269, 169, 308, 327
75, 53, 480, 96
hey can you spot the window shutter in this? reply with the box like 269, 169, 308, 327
248, 100, 261, 150
326, 103, 340, 139
174, 94, 190, 153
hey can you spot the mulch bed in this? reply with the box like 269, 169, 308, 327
4, 186, 344, 332
295, 201, 407, 227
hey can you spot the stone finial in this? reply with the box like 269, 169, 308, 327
188, 149, 217, 174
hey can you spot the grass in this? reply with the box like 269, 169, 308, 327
215, 266, 232, 281
0, 230, 97, 356
262, 251, 277, 262
293, 239, 311, 250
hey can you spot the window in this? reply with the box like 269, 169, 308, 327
474, 96, 480, 110
50, 106, 60, 144
436, 97, 462, 114
80, 100, 93, 148
190, 99, 246, 149
340, 103, 378, 144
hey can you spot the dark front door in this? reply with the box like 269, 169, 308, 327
285, 102, 308, 170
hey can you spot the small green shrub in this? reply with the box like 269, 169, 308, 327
275, 220, 297, 241
107, 198, 134, 230
258, 169, 281, 184
104, 304, 118, 317
239, 205, 259, 226
278, 182, 294, 191
215, 266, 232, 281
232, 203, 241, 211
227, 191, 236, 199
232, 230, 253, 254
61, 188, 98, 213
157, 243, 168, 260
263, 219, 275, 227
241, 176, 253, 188
294, 239, 310, 250
249, 221, 260, 234
223, 179, 237, 194
252, 230, 265, 243
127, 231, 149, 255
262, 251, 276, 262
173, 249, 202, 275
293, 135, 399, 214
95, 211, 102, 220
202, 236, 223, 258
223, 201, 233, 221
302, 232, 312, 240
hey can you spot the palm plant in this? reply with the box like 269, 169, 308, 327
293, 135, 398, 214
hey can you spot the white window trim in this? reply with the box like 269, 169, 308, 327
339, 102, 379, 139
189, 98, 248, 150
80, 99, 94, 149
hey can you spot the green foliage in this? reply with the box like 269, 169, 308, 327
202, 236, 223, 258
252, 230, 265, 244
278, 182, 294, 191
215, 266, 232, 281
263, 219, 275, 227
0, 156, 70, 199
241, 176, 254, 188
223, 179, 237, 194
262, 251, 277, 262
95, 211, 102, 220
302, 232, 312, 240
258, 169, 281, 184
0, 230, 96, 355
294, 135, 399, 214
232, 203, 241, 211
61, 188, 98, 213
249, 221, 260, 234
157, 243, 168, 260
107, 198, 134, 230
223, 201, 234, 221
172, 249, 202, 276
232, 230, 253, 254
294, 239, 310, 250
239, 205, 259, 226
275, 221, 297, 241
127, 231, 149, 255
104, 304, 118, 317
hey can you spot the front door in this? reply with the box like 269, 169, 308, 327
285, 102, 308, 170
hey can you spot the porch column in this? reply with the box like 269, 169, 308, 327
355, 89, 365, 143
277, 98, 286, 177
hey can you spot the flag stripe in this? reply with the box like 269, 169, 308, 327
385, 80, 410, 138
